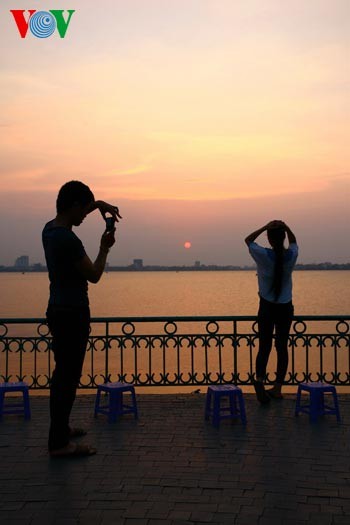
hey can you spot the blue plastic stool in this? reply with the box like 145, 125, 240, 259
295, 382, 341, 423
0, 382, 31, 420
205, 385, 247, 427
94, 382, 138, 423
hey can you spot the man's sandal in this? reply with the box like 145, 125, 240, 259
69, 427, 87, 438
50, 442, 97, 458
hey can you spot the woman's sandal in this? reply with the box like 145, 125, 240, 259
50, 442, 97, 458
266, 389, 284, 400
253, 381, 270, 404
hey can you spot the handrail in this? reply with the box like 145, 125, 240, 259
1, 315, 350, 323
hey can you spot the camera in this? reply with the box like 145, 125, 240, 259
105, 216, 116, 232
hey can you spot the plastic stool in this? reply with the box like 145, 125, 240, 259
0, 382, 31, 420
94, 382, 138, 423
205, 385, 247, 427
295, 382, 340, 423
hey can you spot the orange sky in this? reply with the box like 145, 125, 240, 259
0, 1, 349, 265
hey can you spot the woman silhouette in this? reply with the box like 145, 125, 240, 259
245, 220, 298, 403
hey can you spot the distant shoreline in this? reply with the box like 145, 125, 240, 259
1, 263, 350, 273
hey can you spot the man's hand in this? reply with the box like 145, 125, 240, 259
96, 201, 122, 222
76, 228, 116, 284
100, 229, 116, 252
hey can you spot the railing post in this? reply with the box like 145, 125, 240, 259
233, 319, 238, 385
105, 320, 109, 383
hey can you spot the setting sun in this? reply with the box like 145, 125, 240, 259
184, 241, 192, 249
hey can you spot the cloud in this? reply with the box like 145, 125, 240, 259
0, 177, 349, 267
112, 163, 153, 177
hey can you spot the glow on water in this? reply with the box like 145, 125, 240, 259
1, 270, 349, 318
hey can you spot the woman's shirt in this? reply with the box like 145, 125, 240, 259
248, 242, 298, 303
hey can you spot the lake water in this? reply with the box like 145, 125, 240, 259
1, 271, 350, 393
1, 270, 350, 318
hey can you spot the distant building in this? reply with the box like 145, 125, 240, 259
32, 263, 43, 271
132, 259, 143, 270
14, 255, 29, 269
194, 261, 201, 268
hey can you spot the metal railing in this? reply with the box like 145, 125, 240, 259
1, 316, 350, 389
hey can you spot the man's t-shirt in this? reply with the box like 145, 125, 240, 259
42, 221, 88, 307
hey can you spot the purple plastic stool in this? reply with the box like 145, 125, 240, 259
295, 382, 340, 423
205, 385, 247, 427
0, 382, 31, 420
94, 382, 138, 423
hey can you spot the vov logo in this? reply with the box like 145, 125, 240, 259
10, 10, 75, 39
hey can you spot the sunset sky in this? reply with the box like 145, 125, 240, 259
0, 0, 349, 266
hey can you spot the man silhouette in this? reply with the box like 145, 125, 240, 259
42, 181, 121, 457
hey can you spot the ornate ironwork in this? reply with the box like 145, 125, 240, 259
0, 316, 349, 389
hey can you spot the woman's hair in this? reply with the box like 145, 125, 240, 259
56, 181, 94, 213
267, 227, 286, 301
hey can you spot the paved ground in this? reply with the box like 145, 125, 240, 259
1, 392, 350, 525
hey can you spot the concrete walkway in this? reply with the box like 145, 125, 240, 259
1, 392, 350, 525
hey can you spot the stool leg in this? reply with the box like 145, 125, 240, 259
213, 393, 221, 428
295, 386, 302, 417
320, 391, 325, 412
131, 389, 138, 419
0, 391, 4, 421
23, 390, 31, 420
205, 390, 212, 421
229, 393, 237, 419
117, 392, 123, 414
332, 390, 341, 422
237, 391, 247, 425
109, 392, 119, 423
94, 389, 101, 417
310, 391, 320, 423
